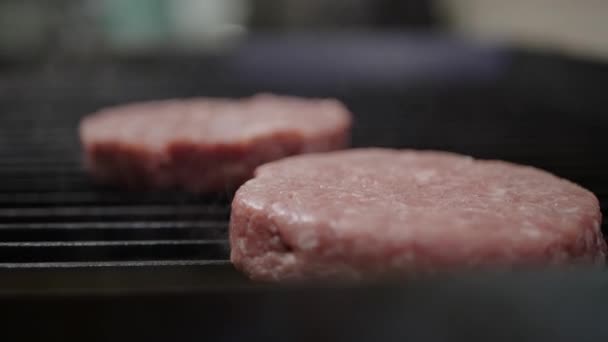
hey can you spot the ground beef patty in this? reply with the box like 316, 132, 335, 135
230, 148, 605, 281
79, 94, 351, 192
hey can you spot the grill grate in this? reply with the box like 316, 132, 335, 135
0, 112, 232, 269
0, 56, 606, 275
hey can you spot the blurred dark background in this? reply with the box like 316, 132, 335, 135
1, 0, 607, 60
1, 0, 606, 112
1, 0, 607, 59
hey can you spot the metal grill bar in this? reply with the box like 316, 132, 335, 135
0, 259, 230, 269
0, 192, 227, 206
0, 239, 226, 247
0, 165, 79, 172
0, 239, 229, 263
0, 160, 81, 167
0, 182, 108, 192
0, 220, 226, 229
0, 206, 230, 224
0, 220, 228, 242
0, 205, 228, 217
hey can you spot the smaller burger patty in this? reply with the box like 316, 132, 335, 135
79, 94, 351, 192
230, 149, 605, 281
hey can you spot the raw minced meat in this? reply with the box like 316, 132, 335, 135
79, 94, 352, 192
230, 148, 605, 281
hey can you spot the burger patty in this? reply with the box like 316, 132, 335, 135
230, 148, 605, 281
79, 94, 351, 192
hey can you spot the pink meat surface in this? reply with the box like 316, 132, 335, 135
230, 148, 605, 281
79, 94, 351, 192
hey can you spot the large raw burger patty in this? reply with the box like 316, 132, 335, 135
230, 148, 605, 281
79, 94, 351, 192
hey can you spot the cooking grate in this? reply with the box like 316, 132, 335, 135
0, 113, 232, 269
0, 53, 606, 276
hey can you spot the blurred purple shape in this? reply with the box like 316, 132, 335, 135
228, 32, 509, 90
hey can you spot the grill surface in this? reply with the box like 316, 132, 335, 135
0, 49, 606, 285
0, 112, 232, 270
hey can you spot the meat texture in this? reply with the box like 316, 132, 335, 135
79, 94, 351, 192
230, 148, 605, 281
